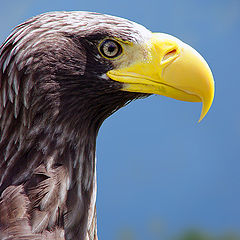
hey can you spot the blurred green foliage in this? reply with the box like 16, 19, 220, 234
176, 230, 240, 240
117, 228, 240, 240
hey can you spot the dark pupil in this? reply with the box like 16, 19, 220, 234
108, 44, 116, 53
100, 40, 121, 58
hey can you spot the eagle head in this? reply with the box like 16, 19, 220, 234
0, 11, 214, 240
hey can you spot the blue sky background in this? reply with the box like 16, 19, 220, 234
0, 0, 240, 239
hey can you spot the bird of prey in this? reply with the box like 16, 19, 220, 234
0, 11, 214, 240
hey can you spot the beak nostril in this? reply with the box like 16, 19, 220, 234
161, 49, 178, 64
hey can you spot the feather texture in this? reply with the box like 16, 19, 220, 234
0, 11, 149, 239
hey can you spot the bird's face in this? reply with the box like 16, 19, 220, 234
89, 26, 214, 122
4, 12, 213, 127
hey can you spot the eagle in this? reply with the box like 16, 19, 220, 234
0, 11, 214, 240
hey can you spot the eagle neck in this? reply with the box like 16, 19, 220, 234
54, 110, 100, 240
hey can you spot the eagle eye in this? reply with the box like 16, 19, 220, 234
99, 39, 122, 59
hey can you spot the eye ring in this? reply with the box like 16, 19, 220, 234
99, 39, 122, 59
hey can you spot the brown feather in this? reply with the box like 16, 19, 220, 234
0, 11, 149, 239
27, 164, 68, 232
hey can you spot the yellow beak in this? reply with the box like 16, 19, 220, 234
107, 33, 214, 122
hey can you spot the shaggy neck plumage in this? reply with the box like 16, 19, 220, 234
0, 68, 142, 239
0, 13, 149, 238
